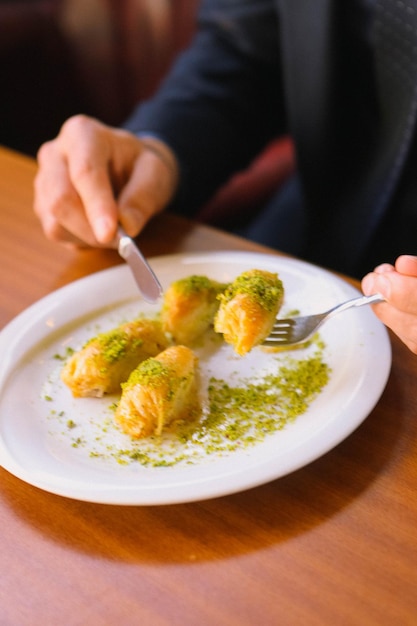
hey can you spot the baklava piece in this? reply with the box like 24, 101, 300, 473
214, 269, 284, 355
61, 318, 169, 397
161, 275, 227, 345
115, 345, 200, 438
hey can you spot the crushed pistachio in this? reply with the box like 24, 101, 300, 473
46, 281, 331, 469
219, 270, 283, 311
173, 275, 226, 296
85, 328, 143, 364
181, 353, 330, 450
71, 437, 84, 448
109, 349, 330, 467
123, 358, 169, 388
53, 346, 75, 361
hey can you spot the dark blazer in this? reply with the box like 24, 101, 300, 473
126, 0, 417, 276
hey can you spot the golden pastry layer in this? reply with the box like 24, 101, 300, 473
161, 274, 227, 345
115, 345, 200, 438
61, 318, 169, 397
214, 269, 284, 355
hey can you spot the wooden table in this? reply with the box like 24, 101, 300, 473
0, 146, 416, 626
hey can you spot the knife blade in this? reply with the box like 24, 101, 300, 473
117, 226, 163, 303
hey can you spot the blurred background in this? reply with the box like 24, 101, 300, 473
0, 0, 198, 156
0, 0, 294, 226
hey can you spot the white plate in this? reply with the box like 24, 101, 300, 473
0, 252, 391, 505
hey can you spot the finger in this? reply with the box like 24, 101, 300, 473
362, 269, 417, 313
362, 271, 417, 353
374, 263, 395, 274
369, 305, 417, 354
395, 254, 417, 277
35, 142, 106, 247
70, 162, 118, 243
60, 117, 119, 244
34, 142, 86, 242
118, 149, 178, 235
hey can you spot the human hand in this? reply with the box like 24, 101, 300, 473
34, 115, 179, 247
361, 255, 417, 354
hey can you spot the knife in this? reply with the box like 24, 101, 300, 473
117, 226, 163, 303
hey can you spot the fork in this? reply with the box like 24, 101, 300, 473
263, 293, 384, 346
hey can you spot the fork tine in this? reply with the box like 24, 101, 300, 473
263, 318, 295, 345
267, 319, 295, 335
263, 333, 292, 345
263, 292, 385, 347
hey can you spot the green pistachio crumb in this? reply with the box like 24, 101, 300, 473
173, 275, 226, 296
85, 329, 144, 364
123, 358, 169, 388
219, 271, 283, 311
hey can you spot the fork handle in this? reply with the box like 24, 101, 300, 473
328, 293, 385, 317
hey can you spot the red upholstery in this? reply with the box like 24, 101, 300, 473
0, 0, 295, 220
197, 137, 296, 227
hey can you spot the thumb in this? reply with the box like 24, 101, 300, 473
395, 255, 417, 277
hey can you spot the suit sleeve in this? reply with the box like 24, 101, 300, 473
124, 0, 286, 214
